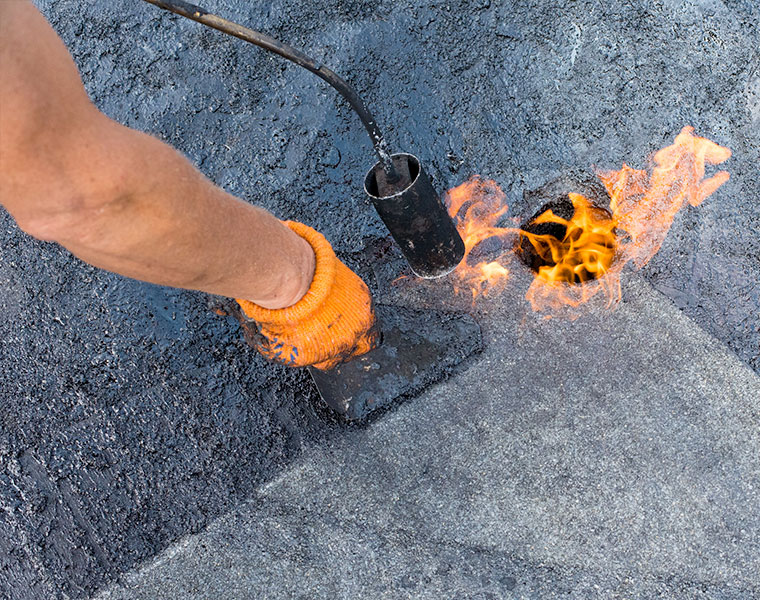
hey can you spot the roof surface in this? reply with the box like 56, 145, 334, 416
2, 0, 759, 598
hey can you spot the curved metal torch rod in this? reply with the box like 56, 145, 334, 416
141, 0, 398, 179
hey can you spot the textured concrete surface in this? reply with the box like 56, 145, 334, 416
97, 275, 760, 599
1, 0, 759, 598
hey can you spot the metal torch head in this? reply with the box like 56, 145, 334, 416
364, 153, 465, 279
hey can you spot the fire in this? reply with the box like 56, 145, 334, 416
521, 194, 617, 285
521, 193, 622, 315
598, 126, 731, 267
445, 177, 516, 299
441, 126, 731, 317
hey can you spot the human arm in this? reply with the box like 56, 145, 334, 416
0, 1, 378, 369
0, 1, 313, 309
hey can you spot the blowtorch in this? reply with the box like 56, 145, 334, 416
141, 0, 480, 419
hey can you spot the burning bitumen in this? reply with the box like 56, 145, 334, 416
436, 126, 732, 319
516, 186, 616, 284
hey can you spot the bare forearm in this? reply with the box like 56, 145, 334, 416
0, 2, 314, 309
54, 124, 315, 308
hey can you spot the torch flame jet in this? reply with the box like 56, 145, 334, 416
440, 126, 731, 317
446, 177, 516, 299
598, 125, 731, 268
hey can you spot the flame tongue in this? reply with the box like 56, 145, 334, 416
599, 126, 731, 267
520, 193, 621, 316
522, 193, 617, 285
440, 126, 731, 317
446, 177, 516, 299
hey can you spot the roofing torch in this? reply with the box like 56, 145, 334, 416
141, 0, 465, 278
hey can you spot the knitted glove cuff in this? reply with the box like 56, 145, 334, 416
236, 221, 336, 326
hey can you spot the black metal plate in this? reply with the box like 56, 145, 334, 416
308, 304, 481, 420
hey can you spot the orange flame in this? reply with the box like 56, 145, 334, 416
598, 126, 731, 267
445, 177, 516, 299
521, 193, 622, 316
521, 194, 617, 285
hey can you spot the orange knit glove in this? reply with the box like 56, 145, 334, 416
236, 221, 379, 370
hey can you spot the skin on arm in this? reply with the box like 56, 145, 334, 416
0, 1, 315, 309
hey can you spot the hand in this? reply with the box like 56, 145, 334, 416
236, 221, 380, 370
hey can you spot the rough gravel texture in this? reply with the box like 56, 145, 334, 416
1, 0, 759, 598
97, 275, 760, 600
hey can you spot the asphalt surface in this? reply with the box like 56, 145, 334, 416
97, 274, 760, 599
1, 0, 759, 598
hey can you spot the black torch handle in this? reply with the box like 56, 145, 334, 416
141, 0, 399, 180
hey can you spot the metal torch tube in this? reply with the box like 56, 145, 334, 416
365, 154, 465, 278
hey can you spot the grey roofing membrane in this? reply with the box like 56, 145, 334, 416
2, 0, 759, 598
97, 275, 760, 599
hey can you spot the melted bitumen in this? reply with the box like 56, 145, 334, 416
309, 304, 482, 420
2, 0, 759, 598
